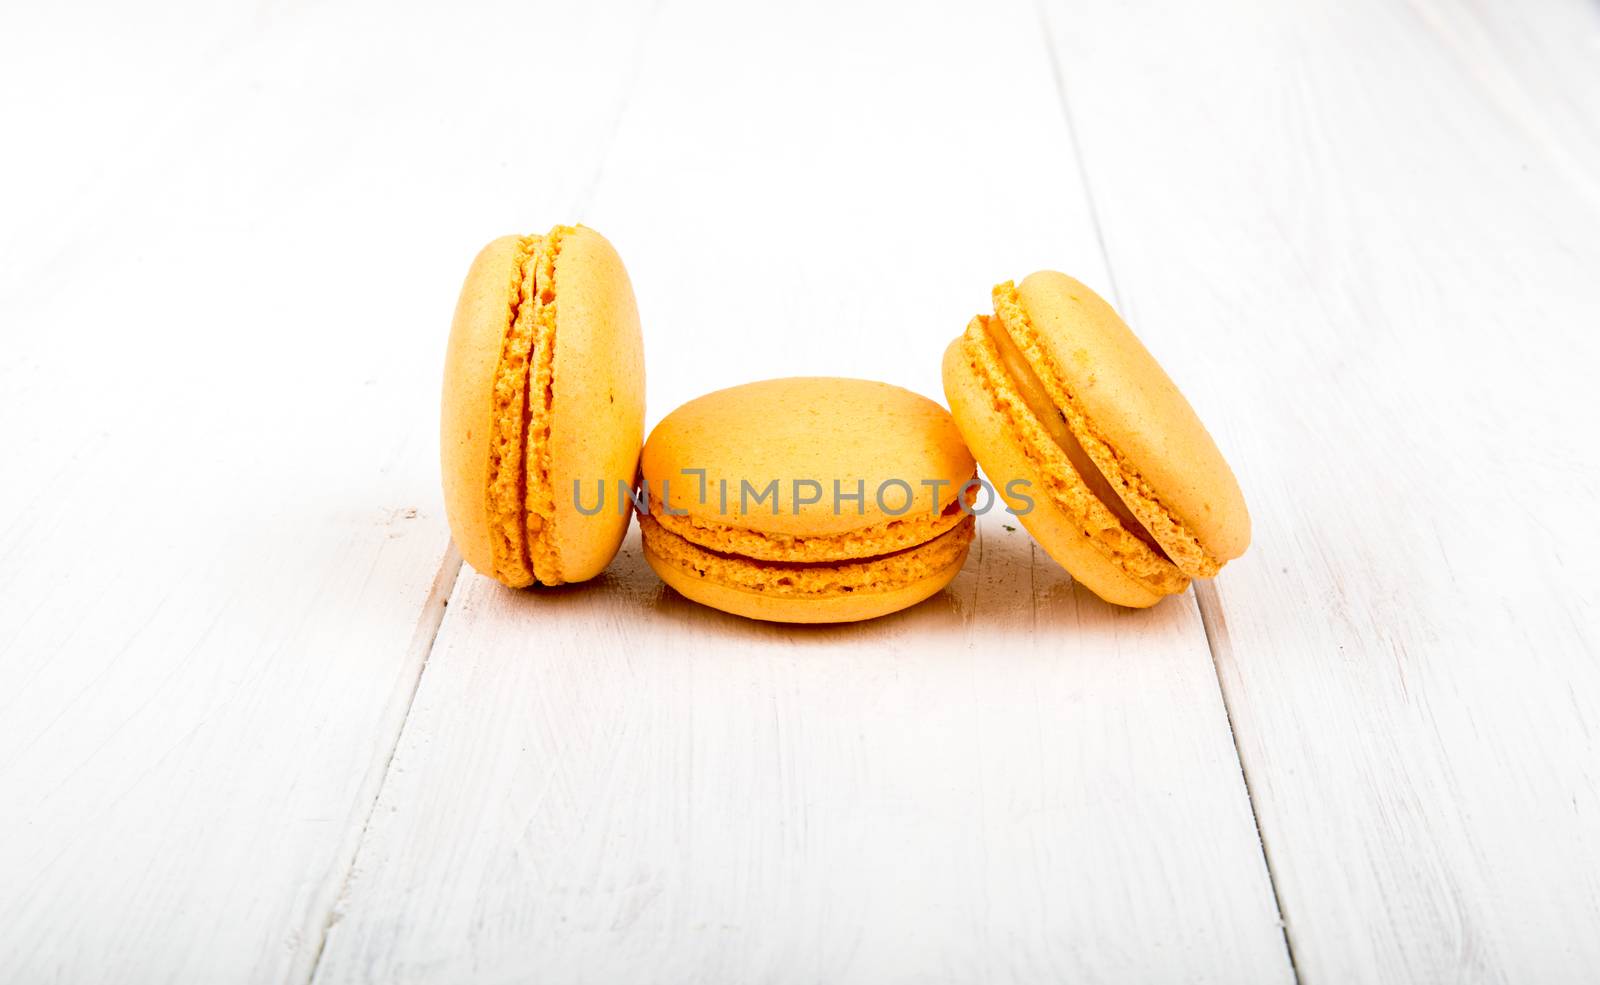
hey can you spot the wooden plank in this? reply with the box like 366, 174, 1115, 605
1041, 0, 1600, 980
0, 1, 266, 290
313, 1, 1295, 981
315, 517, 1293, 984
1406, 0, 1600, 207
0, 2, 653, 982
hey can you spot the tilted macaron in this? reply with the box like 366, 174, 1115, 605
639, 378, 977, 623
942, 272, 1249, 607
440, 224, 644, 587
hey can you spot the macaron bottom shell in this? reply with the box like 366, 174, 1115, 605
942, 333, 1181, 608
639, 513, 975, 623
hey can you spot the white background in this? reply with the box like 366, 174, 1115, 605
3, 0, 1598, 982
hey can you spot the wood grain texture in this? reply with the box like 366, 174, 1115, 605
1405, 0, 1600, 213
313, 0, 1292, 981
1041, 0, 1600, 980
314, 518, 1290, 985
0, 1, 652, 982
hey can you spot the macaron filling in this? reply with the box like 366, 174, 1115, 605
484, 227, 569, 587
980, 313, 1168, 559
639, 512, 975, 599
649, 494, 972, 563
990, 282, 1221, 579
961, 316, 1189, 597
522, 228, 567, 585
484, 235, 540, 586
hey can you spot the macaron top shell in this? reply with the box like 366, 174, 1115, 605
640, 377, 975, 542
995, 272, 1250, 575
545, 226, 646, 582
439, 225, 643, 587
440, 234, 526, 583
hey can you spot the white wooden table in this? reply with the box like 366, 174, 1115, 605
4, 1, 1598, 982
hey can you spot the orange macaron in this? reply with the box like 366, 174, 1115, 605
440, 224, 645, 587
942, 272, 1249, 607
638, 378, 976, 623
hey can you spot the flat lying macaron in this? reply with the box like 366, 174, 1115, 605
639, 378, 977, 623
440, 224, 645, 587
942, 272, 1249, 607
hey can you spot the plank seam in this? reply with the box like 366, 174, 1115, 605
1032, 0, 1121, 309
300, 5, 657, 972
1195, 581, 1302, 984
1032, 4, 1301, 979
300, 544, 462, 985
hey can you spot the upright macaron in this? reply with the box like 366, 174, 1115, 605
639, 378, 977, 623
440, 224, 645, 587
942, 272, 1249, 607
